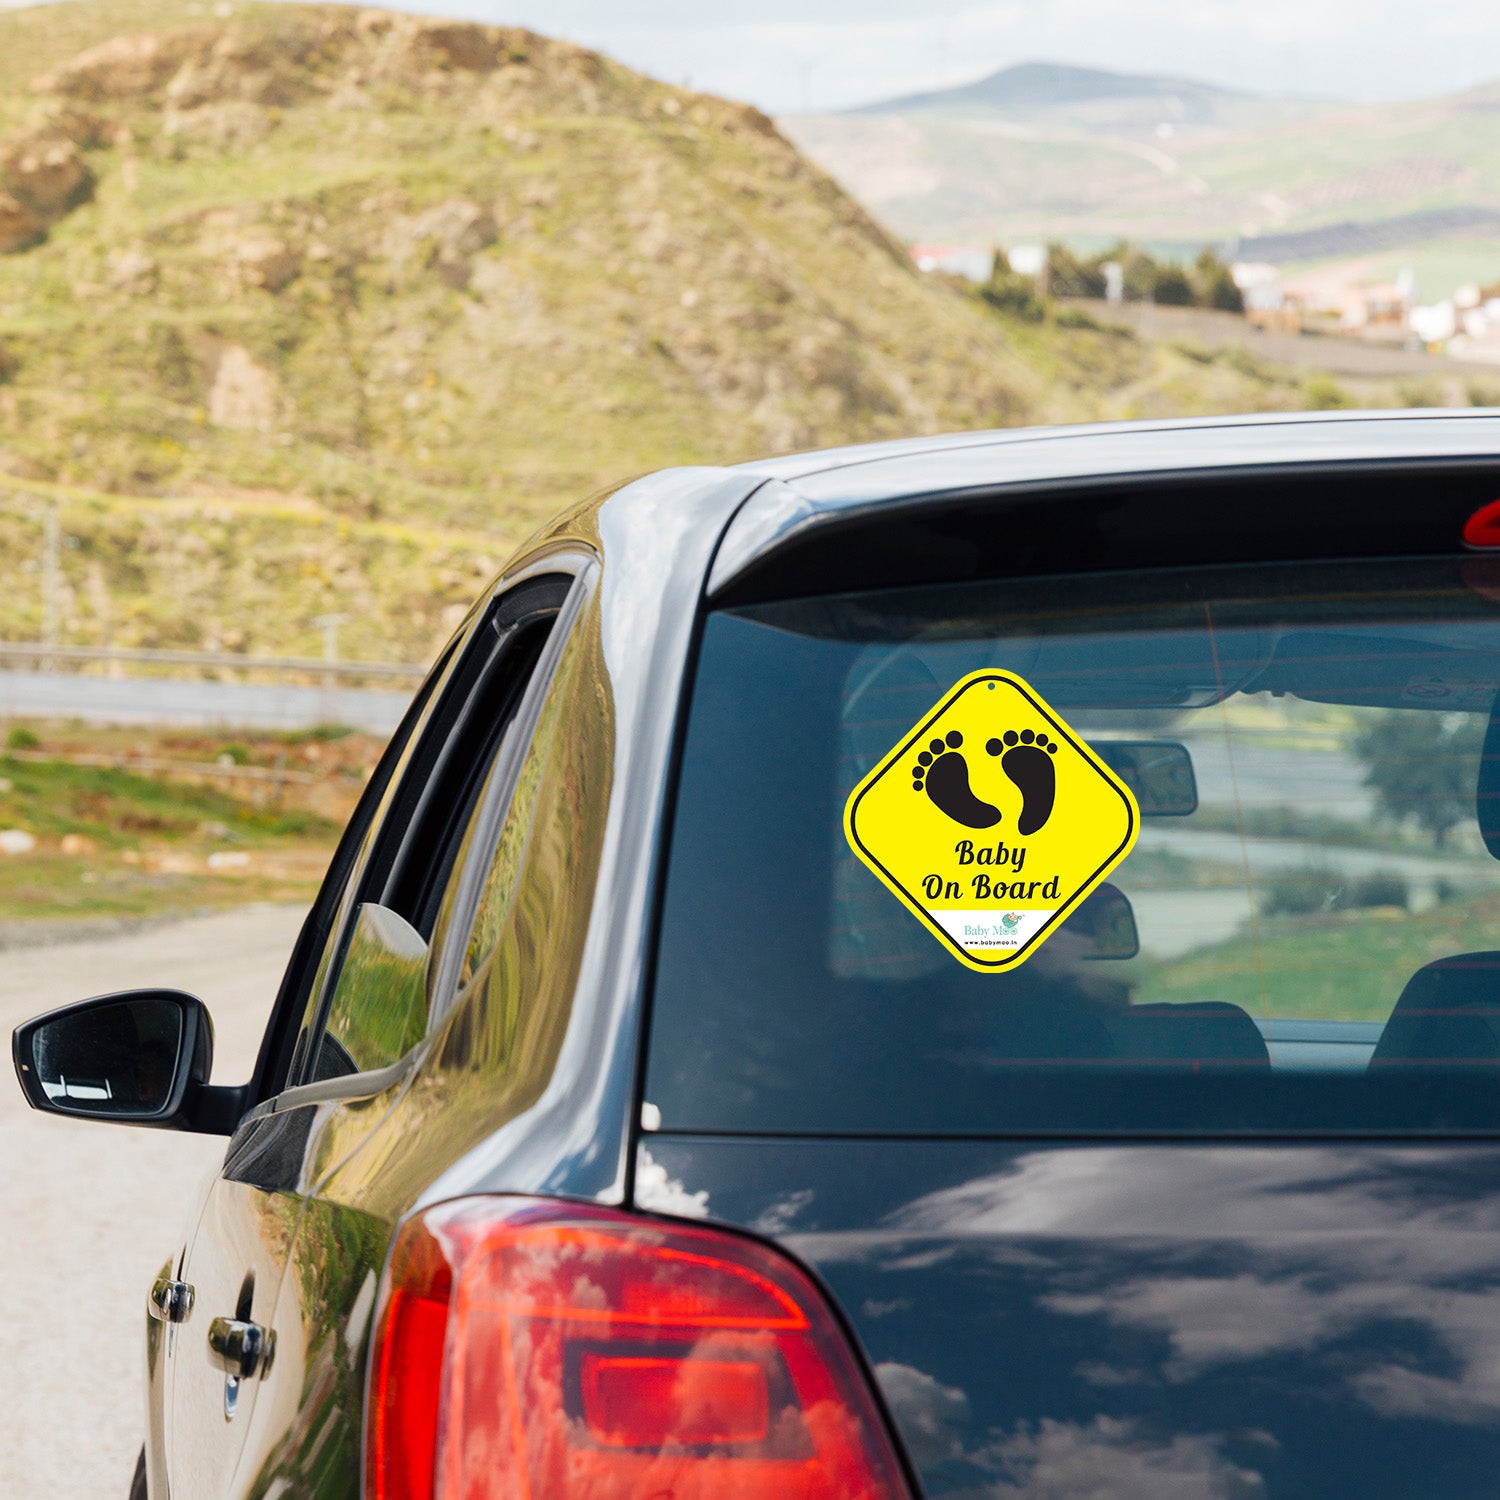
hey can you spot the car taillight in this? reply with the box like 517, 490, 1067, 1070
1464, 498, 1500, 549
365, 1197, 913, 1500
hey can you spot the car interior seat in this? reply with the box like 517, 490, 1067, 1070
1107, 1001, 1271, 1067
1370, 952, 1500, 1066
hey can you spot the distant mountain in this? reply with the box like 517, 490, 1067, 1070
783, 61, 1500, 289
851, 61, 1247, 120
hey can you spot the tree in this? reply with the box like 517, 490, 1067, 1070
982, 249, 1047, 322
1193, 248, 1244, 313
1152, 263, 1195, 306
1045, 241, 1106, 299
1107, 241, 1160, 302
1353, 710, 1486, 846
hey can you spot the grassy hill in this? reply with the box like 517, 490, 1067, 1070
784, 64, 1500, 291
0, 4, 1379, 663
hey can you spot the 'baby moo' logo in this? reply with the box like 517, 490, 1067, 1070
844, 670, 1138, 971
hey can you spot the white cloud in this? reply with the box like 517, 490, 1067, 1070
632, 1147, 710, 1218
874, 1361, 971, 1467
976, 1415, 1267, 1500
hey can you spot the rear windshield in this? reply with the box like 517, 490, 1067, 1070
646, 559, 1500, 1135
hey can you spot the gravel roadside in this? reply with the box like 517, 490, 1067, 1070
0, 904, 306, 1499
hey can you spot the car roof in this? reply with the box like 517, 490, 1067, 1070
707, 409, 1500, 594
733, 408, 1500, 495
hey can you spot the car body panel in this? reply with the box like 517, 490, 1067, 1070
95, 411, 1500, 1496
638, 1134, 1500, 1499
145, 465, 768, 1498
713, 410, 1500, 594
731, 408, 1500, 491
169, 1125, 305, 1499
407, 464, 775, 1209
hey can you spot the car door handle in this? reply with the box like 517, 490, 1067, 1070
207, 1316, 274, 1380
148, 1277, 195, 1325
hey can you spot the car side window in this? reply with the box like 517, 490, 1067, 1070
292, 573, 573, 1088
244, 642, 457, 1102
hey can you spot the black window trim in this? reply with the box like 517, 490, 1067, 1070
291, 554, 594, 1100
231, 635, 463, 1124
362, 575, 570, 942
234, 549, 596, 1126
640, 552, 1500, 1142
424, 553, 599, 1030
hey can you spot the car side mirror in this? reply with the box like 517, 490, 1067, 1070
12, 989, 214, 1128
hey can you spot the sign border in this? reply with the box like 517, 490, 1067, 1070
844, 670, 1139, 972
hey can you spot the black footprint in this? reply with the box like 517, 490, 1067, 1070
912, 731, 1002, 829
986, 729, 1058, 835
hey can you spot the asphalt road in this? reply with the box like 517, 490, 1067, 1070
0, 669, 412, 733
0, 905, 306, 1500
1073, 299, 1491, 379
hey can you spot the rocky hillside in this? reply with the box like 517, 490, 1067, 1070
0, 1, 1319, 662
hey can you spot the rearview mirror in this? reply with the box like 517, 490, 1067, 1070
1067, 882, 1140, 961
1093, 740, 1197, 816
12, 989, 213, 1127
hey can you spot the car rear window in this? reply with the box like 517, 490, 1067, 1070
646, 558, 1500, 1135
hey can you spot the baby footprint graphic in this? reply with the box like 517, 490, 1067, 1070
987, 729, 1058, 835
911, 731, 1002, 829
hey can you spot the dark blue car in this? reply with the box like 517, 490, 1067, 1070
18, 409, 1500, 1499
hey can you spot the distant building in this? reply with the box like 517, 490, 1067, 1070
1005, 244, 1047, 279
1340, 282, 1411, 332
1232, 262, 1299, 333
1447, 296, 1500, 364
1276, 263, 1416, 338
1409, 300, 1457, 346
909, 244, 992, 283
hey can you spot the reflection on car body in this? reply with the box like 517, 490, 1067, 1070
17, 411, 1500, 1499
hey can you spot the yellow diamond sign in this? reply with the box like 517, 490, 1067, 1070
844, 670, 1139, 971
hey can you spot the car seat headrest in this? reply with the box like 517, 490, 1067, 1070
1371, 951, 1500, 1066
1108, 1001, 1269, 1067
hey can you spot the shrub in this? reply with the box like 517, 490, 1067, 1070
6, 725, 39, 751
1260, 869, 1341, 917
281, 723, 355, 744
1054, 306, 1097, 330
1039, 239, 1249, 313
1152, 264, 1195, 306
1169, 338, 1215, 365
1045, 241, 1107, 299
981, 272, 1046, 323
1397, 379, 1443, 409
1193, 249, 1244, 313
1259, 868, 1410, 918
1304, 375, 1351, 410
1348, 872, 1410, 909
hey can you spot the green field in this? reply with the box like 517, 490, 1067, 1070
1134, 890, 1500, 1022
0, 719, 370, 923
